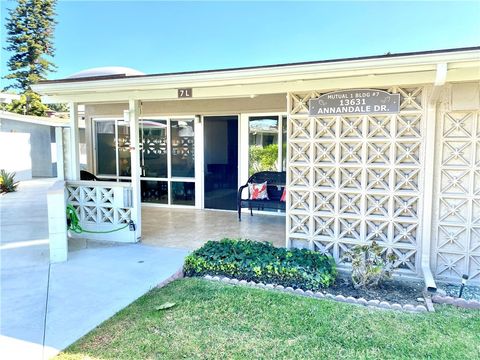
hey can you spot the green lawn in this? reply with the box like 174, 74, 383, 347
57, 278, 479, 360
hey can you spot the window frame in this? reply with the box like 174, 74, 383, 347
91, 116, 197, 207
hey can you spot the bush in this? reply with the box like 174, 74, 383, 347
343, 240, 397, 289
5, 91, 50, 117
0, 170, 19, 193
249, 144, 278, 175
184, 239, 337, 290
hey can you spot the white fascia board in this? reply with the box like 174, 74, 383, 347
0, 110, 69, 127
32, 50, 480, 99
40, 67, 480, 105
40, 70, 440, 104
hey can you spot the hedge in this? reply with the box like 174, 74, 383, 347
184, 239, 337, 290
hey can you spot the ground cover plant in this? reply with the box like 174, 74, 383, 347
184, 238, 337, 290
56, 278, 480, 360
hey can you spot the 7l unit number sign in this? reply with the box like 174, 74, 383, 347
309, 89, 400, 116
178, 88, 192, 98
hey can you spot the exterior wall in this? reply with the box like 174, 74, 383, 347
84, 94, 286, 117
286, 81, 480, 284
0, 118, 55, 177
286, 86, 426, 278
0, 132, 32, 181
431, 82, 480, 283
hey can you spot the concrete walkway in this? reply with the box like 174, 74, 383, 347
1, 179, 188, 359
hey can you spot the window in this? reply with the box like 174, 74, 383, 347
95, 120, 130, 177
141, 119, 167, 178
170, 119, 195, 177
140, 118, 195, 206
248, 115, 287, 175
93, 117, 196, 206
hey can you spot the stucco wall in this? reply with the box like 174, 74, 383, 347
0, 118, 55, 177
84, 93, 286, 117
0, 132, 32, 181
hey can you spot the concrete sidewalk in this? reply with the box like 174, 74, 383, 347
1, 179, 188, 359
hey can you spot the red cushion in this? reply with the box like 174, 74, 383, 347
280, 188, 286, 202
248, 181, 269, 200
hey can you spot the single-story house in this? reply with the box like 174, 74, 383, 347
32, 47, 480, 288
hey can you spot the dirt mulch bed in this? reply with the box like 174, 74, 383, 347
322, 277, 425, 305
442, 284, 480, 302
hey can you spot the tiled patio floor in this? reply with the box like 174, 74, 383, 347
142, 207, 286, 249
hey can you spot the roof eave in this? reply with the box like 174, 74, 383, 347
32, 48, 480, 98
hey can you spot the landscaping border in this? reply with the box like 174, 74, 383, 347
202, 275, 430, 313
431, 294, 480, 309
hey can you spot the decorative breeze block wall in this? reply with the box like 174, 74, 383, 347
66, 182, 134, 244
433, 111, 480, 283
287, 87, 425, 276
66, 183, 132, 225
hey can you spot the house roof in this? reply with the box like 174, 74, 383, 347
40, 46, 480, 84
32, 46, 480, 103
0, 93, 21, 104
0, 111, 71, 127
66, 66, 145, 80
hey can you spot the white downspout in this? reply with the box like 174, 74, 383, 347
420, 63, 447, 292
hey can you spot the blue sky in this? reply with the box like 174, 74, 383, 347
1, 1, 479, 85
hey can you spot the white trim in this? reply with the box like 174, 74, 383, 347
33, 49, 480, 96
195, 115, 203, 209
0, 110, 69, 127
285, 94, 292, 249
278, 115, 283, 172
129, 99, 142, 240
68, 102, 80, 180
243, 111, 288, 177
239, 113, 250, 187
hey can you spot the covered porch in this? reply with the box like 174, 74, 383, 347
142, 207, 285, 249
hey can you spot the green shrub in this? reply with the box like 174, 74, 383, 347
184, 239, 337, 290
343, 240, 398, 289
249, 144, 278, 175
0, 170, 19, 193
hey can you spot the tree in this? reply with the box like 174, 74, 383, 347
5, 91, 50, 116
3, 0, 57, 92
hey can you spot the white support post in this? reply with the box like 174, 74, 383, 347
239, 113, 250, 187
55, 127, 65, 180
68, 102, 80, 180
195, 116, 203, 209
47, 180, 68, 263
285, 93, 291, 249
129, 100, 142, 240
